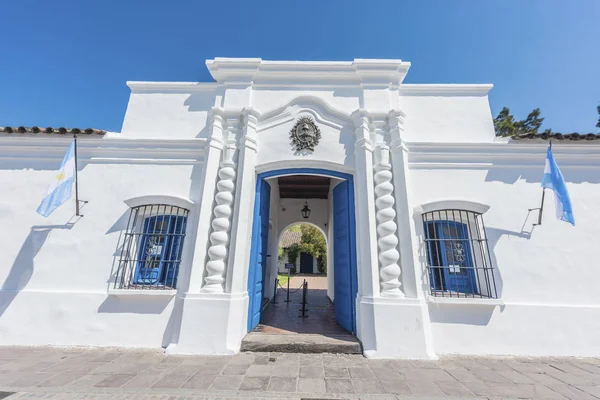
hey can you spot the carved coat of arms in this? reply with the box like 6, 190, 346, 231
290, 116, 321, 152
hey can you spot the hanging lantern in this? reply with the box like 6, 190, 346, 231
301, 201, 311, 219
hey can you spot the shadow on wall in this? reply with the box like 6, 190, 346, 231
97, 296, 172, 315
0, 223, 73, 317
183, 93, 213, 139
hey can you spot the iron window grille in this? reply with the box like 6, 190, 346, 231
114, 204, 189, 290
422, 209, 498, 299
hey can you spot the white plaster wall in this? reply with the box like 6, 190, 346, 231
401, 94, 496, 143
277, 198, 329, 237
0, 158, 200, 348
251, 89, 360, 116
409, 164, 600, 356
121, 89, 215, 139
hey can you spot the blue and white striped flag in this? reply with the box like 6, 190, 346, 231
37, 141, 75, 217
541, 146, 575, 226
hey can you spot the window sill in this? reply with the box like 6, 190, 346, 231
426, 295, 504, 306
108, 288, 177, 297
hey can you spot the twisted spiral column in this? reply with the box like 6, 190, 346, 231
374, 146, 404, 297
203, 161, 236, 293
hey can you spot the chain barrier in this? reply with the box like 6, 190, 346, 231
277, 279, 304, 294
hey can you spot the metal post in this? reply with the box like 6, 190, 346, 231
532, 140, 552, 226
299, 279, 308, 318
73, 134, 81, 217
272, 278, 278, 304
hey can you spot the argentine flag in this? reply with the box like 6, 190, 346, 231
37, 142, 75, 217
541, 146, 575, 226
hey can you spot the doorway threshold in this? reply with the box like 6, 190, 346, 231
241, 332, 362, 354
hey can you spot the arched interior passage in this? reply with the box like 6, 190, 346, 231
245, 169, 359, 350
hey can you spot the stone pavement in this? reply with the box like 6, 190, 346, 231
2, 346, 600, 399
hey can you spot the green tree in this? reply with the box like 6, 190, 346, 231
494, 107, 549, 137
285, 225, 328, 274
493, 107, 517, 137
596, 105, 600, 129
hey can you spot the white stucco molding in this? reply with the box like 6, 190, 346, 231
124, 195, 195, 210
399, 84, 493, 96
257, 96, 350, 132
206, 58, 411, 87
414, 200, 490, 216
126, 81, 218, 92
108, 288, 177, 297
426, 296, 504, 306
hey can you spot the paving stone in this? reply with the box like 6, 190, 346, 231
324, 367, 349, 377
447, 369, 484, 383
64, 374, 112, 389
471, 368, 512, 383
246, 364, 272, 377
120, 373, 163, 389
36, 373, 85, 387
239, 377, 270, 391
405, 378, 446, 396
548, 384, 598, 400
151, 372, 191, 388
410, 360, 441, 369
297, 377, 326, 393
352, 378, 385, 394
379, 379, 413, 394
547, 369, 594, 385
576, 385, 600, 398
348, 367, 376, 379
461, 380, 501, 397
221, 363, 251, 376
93, 374, 135, 388
194, 363, 225, 375
523, 372, 568, 385
323, 355, 348, 367
325, 378, 354, 393
271, 365, 298, 377
401, 367, 456, 382
208, 375, 244, 391
550, 362, 591, 375
252, 355, 270, 365
7, 373, 57, 387
298, 354, 323, 365
299, 365, 324, 378
496, 369, 537, 384
487, 383, 538, 399
180, 373, 217, 390
532, 384, 568, 399
435, 380, 475, 396
437, 359, 469, 371
370, 366, 403, 381
267, 377, 297, 392
228, 353, 255, 365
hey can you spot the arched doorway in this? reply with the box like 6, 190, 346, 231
246, 168, 358, 336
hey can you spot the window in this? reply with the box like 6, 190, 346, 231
114, 204, 189, 290
422, 209, 497, 299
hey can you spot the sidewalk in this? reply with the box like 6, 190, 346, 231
1, 346, 600, 399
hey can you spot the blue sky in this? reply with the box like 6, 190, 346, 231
1, 0, 598, 133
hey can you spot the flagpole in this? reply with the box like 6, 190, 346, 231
73, 134, 81, 216
533, 140, 552, 226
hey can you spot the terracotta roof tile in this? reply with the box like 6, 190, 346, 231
512, 132, 600, 141
1, 126, 105, 135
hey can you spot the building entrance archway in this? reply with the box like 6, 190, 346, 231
246, 168, 358, 337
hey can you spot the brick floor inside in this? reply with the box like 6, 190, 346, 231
2, 346, 600, 399
253, 275, 350, 336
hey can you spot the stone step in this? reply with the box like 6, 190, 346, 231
240, 332, 362, 354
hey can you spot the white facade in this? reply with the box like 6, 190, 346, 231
1, 58, 599, 358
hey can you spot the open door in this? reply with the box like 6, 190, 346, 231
247, 179, 271, 331
333, 180, 357, 334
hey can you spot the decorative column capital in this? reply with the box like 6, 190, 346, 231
240, 107, 260, 152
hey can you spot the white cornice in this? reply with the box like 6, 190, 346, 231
124, 194, 195, 210
205, 58, 411, 86
407, 141, 600, 168
399, 84, 493, 96
0, 136, 206, 165
126, 81, 218, 92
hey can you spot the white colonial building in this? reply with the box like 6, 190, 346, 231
1, 58, 599, 359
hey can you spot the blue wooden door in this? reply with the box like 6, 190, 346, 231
300, 252, 313, 274
247, 179, 271, 331
434, 221, 478, 294
333, 180, 357, 334
135, 216, 171, 285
